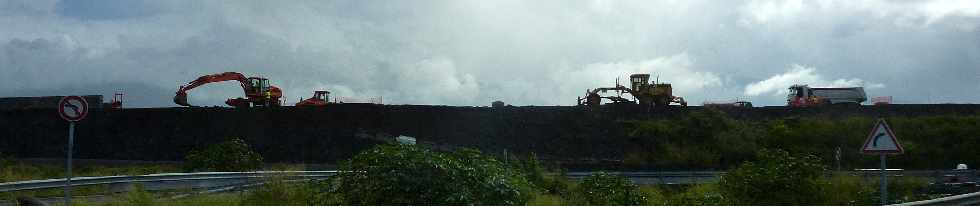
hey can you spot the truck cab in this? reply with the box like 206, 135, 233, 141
788, 85, 814, 107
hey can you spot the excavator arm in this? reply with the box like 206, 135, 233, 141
174, 72, 248, 107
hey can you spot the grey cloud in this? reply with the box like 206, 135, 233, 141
55, 0, 163, 20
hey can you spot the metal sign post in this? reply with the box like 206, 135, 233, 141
58, 96, 88, 206
860, 119, 903, 206
880, 154, 886, 206
66, 121, 74, 205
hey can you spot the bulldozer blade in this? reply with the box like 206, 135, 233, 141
173, 94, 192, 107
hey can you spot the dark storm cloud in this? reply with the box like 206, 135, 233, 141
0, 0, 977, 107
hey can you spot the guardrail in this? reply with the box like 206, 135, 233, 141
564, 171, 724, 178
1, 170, 971, 193
563, 171, 725, 185
0, 171, 337, 192
889, 191, 980, 206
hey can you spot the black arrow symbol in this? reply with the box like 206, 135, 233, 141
64, 102, 80, 117
873, 132, 886, 147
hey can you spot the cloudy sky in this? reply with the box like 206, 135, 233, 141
1, 0, 978, 107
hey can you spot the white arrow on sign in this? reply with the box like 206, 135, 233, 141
861, 119, 903, 154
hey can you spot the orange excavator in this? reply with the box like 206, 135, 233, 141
174, 72, 283, 108
295, 90, 330, 106
109, 92, 124, 109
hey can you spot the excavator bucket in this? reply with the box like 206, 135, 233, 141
174, 92, 192, 107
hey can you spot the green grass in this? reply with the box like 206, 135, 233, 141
56, 179, 318, 206
2, 185, 109, 201
0, 159, 183, 201
527, 194, 564, 206
0, 160, 181, 183
58, 193, 242, 206
14, 171, 932, 206
0, 157, 325, 204
0, 158, 318, 184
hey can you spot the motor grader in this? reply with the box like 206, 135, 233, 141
577, 73, 687, 108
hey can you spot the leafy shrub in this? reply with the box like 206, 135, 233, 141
570, 172, 647, 206
626, 109, 759, 169
820, 175, 929, 205
824, 175, 875, 206
663, 184, 726, 206
183, 138, 263, 172
527, 194, 564, 206
719, 149, 827, 206
505, 153, 570, 196
885, 177, 930, 204
328, 144, 533, 206
626, 114, 980, 170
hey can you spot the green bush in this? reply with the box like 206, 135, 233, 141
719, 149, 827, 206
527, 194, 564, 206
328, 144, 533, 206
183, 138, 263, 172
569, 172, 647, 206
626, 113, 980, 170
626, 109, 760, 169
824, 175, 875, 206
663, 184, 726, 206
885, 177, 930, 204
504, 153, 570, 196
819, 175, 929, 205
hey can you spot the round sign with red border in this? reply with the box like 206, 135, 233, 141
58, 96, 89, 122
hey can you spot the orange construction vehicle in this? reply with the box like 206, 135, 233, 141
174, 72, 282, 108
787, 84, 866, 107
295, 90, 330, 107
109, 92, 123, 109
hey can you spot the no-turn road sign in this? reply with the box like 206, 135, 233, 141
58, 96, 89, 122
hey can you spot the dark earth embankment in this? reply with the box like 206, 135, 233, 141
2, 104, 978, 169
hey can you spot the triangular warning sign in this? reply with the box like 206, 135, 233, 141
861, 119, 903, 154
